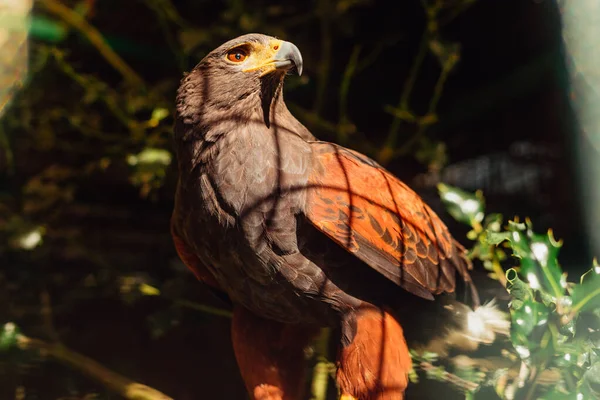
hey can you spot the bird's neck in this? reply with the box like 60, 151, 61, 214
174, 73, 286, 169
259, 74, 287, 129
174, 71, 313, 177
176, 72, 288, 137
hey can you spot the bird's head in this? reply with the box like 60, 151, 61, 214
176, 33, 303, 133
215, 33, 303, 78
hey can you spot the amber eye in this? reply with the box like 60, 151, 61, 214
227, 48, 248, 63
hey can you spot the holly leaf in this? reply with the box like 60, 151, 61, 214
571, 261, 600, 314
507, 221, 565, 299
582, 362, 600, 399
506, 268, 533, 309
437, 183, 485, 227
482, 231, 510, 246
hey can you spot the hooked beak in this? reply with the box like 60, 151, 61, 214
272, 41, 303, 76
243, 40, 303, 77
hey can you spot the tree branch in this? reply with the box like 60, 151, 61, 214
17, 334, 173, 400
39, 0, 144, 87
419, 361, 479, 392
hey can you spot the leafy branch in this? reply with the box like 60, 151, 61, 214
39, 0, 144, 87
437, 183, 600, 399
377, 0, 474, 165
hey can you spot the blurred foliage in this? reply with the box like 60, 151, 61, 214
434, 184, 600, 400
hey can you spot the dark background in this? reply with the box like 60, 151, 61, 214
0, 0, 588, 398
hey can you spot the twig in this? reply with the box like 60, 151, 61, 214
393, 43, 457, 159
426, 54, 456, 115
451, 355, 561, 386
491, 256, 508, 288
313, 0, 332, 116
522, 364, 541, 400
144, 0, 189, 28
419, 362, 479, 392
0, 124, 14, 174
135, 282, 233, 318
40, 289, 60, 343
399, 31, 430, 112
174, 299, 233, 318
39, 0, 144, 87
143, 0, 189, 71
288, 103, 338, 136
378, 0, 477, 164
472, 221, 508, 287
310, 327, 333, 400
49, 47, 138, 132
356, 44, 384, 73
337, 45, 362, 144
16, 334, 173, 400
289, 103, 377, 155
438, 0, 477, 27
377, 30, 429, 163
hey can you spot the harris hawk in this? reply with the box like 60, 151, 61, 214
171, 33, 499, 400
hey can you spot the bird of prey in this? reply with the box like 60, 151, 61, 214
171, 33, 494, 400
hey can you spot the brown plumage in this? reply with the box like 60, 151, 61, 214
171, 33, 481, 400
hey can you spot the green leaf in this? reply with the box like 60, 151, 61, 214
582, 362, 600, 399
506, 268, 533, 307
437, 183, 485, 227
484, 213, 504, 232
507, 222, 565, 299
510, 297, 549, 339
0, 323, 19, 351
10, 225, 45, 251
506, 269, 552, 363
466, 229, 478, 240
139, 283, 161, 296
482, 231, 510, 246
505, 223, 530, 259
571, 262, 600, 314
148, 107, 170, 127
151, 107, 169, 122
127, 147, 172, 166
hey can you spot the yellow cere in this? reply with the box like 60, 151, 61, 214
241, 39, 284, 76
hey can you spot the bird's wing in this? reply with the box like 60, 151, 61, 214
170, 218, 221, 290
304, 141, 475, 301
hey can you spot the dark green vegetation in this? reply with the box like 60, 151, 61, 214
1, 0, 597, 399
435, 184, 600, 399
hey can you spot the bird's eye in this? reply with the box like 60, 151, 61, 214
227, 48, 248, 63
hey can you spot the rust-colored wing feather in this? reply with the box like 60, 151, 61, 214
305, 142, 474, 301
